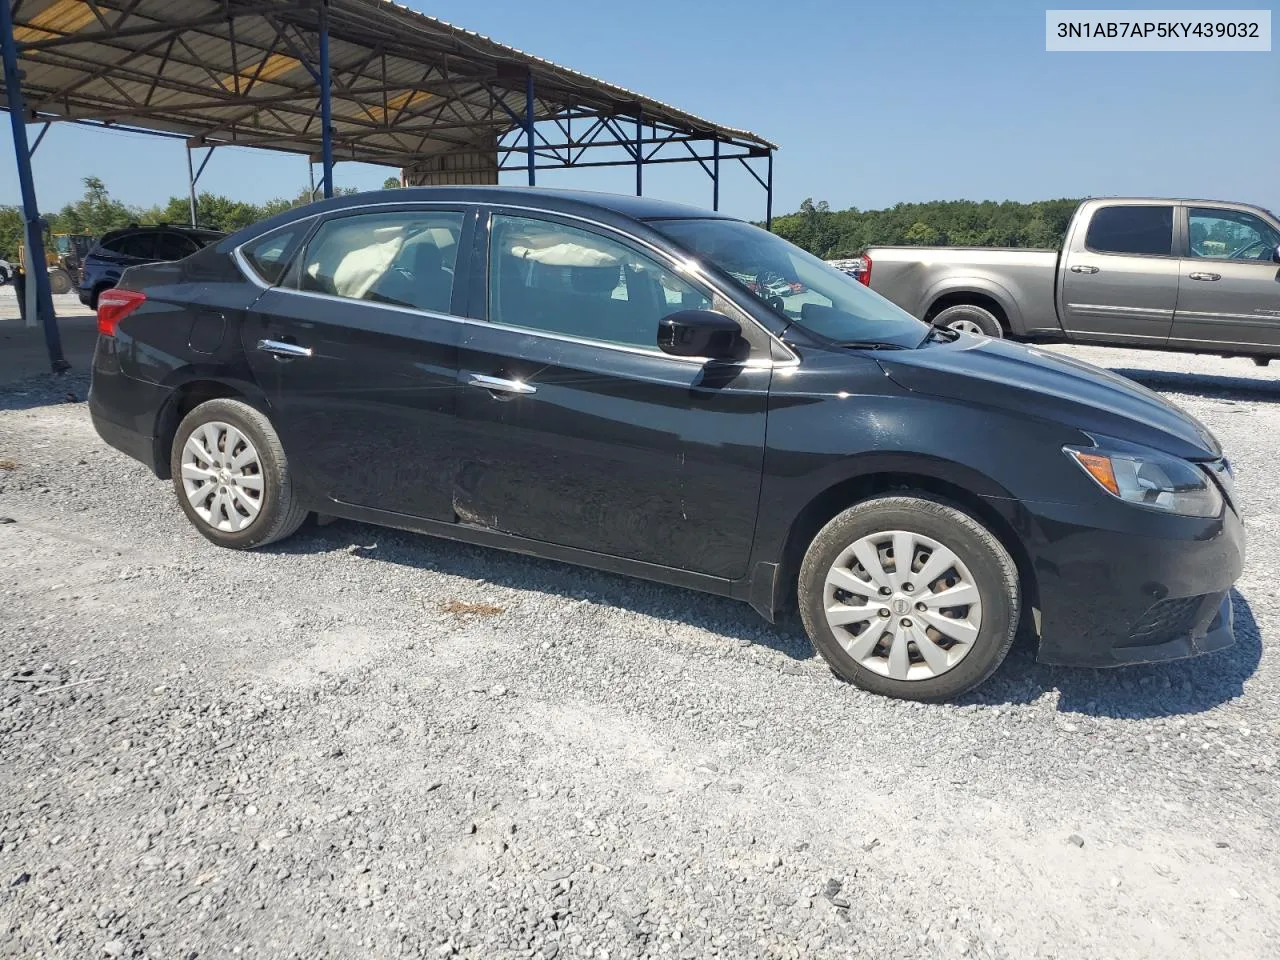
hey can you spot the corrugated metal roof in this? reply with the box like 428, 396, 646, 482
1, 0, 775, 169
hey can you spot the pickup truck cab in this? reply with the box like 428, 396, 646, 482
860, 198, 1280, 362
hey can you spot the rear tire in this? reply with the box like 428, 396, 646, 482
798, 495, 1020, 702
170, 398, 308, 550
47, 267, 72, 295
933, 303, 1003, 338
90, 283, 113, 310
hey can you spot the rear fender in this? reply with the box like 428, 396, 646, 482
922, 277, 1025, 334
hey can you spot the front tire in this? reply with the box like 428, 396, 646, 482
170, 398, 308, 549
933, 303, 1003, 338
798, 495, 1019, 702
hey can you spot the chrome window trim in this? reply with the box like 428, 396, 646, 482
233, 213, 323, 289
273, 285, 786, 369
232, 198, 801, 368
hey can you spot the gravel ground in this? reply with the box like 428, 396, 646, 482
0, 287, 94, 321
1, 344, 1278, 960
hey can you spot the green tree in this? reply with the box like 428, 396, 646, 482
382, 175, 402, 189
50, 176, 135, 236
904, 221, 941, 245
0, 206, 23, 261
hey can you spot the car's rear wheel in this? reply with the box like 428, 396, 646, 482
933, 303, 1003, 338
798, 495, 1019, 701
170, 398, 307, 549
90, 283, 114, 310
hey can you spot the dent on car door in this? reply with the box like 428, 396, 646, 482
241, 206, 470, 519
1059, 204, 1179, 343
453, 210, 772, 579
1170, 206, 1280, 349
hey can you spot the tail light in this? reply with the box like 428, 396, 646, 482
97, 289, 147, 336
854, 254, 872, 286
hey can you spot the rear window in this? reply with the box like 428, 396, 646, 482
1085, 205, 1174, 256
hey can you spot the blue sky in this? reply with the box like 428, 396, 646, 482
2, 0, 1277, 220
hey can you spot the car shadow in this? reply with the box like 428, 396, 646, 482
1110, 366, 1280, 404
0, 372, 89, 413
270, 520, 1262, 715
969, 590, 1262, 718
269, 517, 817, 662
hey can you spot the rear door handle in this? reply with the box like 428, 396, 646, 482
1189, 271, 1221, 282
466, 372, 536, 396
1070, 264, 1099, 274
257, 338, 313, 359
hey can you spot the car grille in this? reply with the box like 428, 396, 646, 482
1121, 596, 1207, 648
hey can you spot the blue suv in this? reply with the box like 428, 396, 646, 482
79, 224, 225, 308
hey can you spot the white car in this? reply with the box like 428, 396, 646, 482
0, 259, 12, 285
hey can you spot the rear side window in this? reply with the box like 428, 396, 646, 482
242, 226, 304, 286
153, 233, 198, 261
1085, 205, 1174, 256
114, 232, 157, 259
299, 210, 464, 314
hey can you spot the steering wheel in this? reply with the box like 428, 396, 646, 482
1226, 238, 1271, 261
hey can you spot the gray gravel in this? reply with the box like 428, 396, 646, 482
2, 344, 1279, 960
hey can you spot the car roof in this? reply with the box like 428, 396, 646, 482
291, 186, 736, 223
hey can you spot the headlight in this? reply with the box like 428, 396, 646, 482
1064, 443, 1223, 517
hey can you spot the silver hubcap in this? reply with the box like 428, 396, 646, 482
948, 318, 985, 335
180, 421, 264, 533
823, 530, 983, 681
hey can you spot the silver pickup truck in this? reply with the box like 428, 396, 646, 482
851, 197, 1280, 362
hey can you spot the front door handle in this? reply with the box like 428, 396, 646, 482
466, 372, 536, 396
1189, 271, 1221, 282
258, 338, 313, 359
1070, 264, 1099, 274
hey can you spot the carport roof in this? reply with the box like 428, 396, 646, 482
2, 0, 776, 166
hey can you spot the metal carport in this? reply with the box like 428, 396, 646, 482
1, 0, 777, 371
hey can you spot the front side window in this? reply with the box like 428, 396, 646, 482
488, 215, 713, 350
1188, 208, 1280, 262
300, 210, 464, 313
654, 217, 927, 348
1085, 205, 1174, 256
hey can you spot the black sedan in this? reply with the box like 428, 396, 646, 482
87, 187, 1244, 701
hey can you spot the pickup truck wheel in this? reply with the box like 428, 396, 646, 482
798, 496, 1020, 702
933, 304, 1003, 338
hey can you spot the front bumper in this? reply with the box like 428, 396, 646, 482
1010, 496, 1244, 669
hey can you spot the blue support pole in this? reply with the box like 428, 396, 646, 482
712, 138, 720, 211
525, 72, 536, 186
0, 1, 66, 371
635, 112, 643, 196
765, 150, 774, 231
29, 121, 50, 155
318, 3, 334, 199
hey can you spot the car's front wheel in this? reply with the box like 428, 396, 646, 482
798, 495, 1020, 701
170, 398, 308, 549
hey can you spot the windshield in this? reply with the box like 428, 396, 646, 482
53, 236, 71, 255
653, 218, 928, 348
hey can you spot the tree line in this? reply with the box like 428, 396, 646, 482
1, 178, 1082, 263
0, 175, 400, 262
769, 197, 1082, 258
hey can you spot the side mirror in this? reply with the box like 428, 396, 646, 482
657, 309, 743, 360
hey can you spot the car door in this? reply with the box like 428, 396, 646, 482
1058, 203, 1180, 343
241, 204, 470, 520
452, 209, 772, 580
1170, 205, 1280, 349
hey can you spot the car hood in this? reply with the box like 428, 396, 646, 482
876, 335, 1221, 460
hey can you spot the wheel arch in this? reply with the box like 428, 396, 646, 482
921, 278, 1022, 334
151, 374, 269, 479
772, 465, 1039, 625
